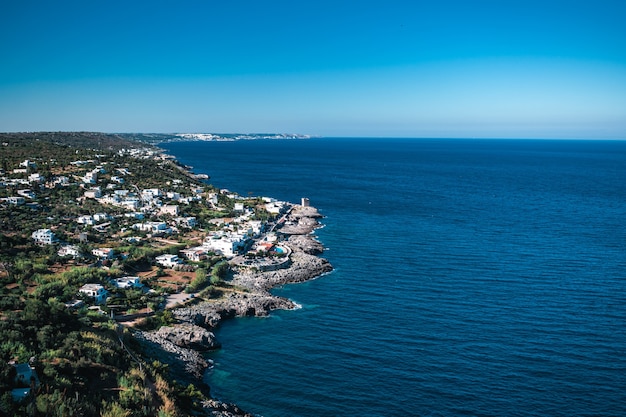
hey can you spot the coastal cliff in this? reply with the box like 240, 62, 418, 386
135, 205, 332, 415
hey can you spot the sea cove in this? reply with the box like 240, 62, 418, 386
163, 138, 626, 417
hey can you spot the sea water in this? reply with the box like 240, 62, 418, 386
161, 138, 626, 417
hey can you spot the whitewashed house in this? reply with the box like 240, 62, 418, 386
203, 233, 246, 258
112, 276, 142, 289
58, 245, 81, 258
133, 222, 171, 234
28, 173, 43, 183
92, 248, 114, 259
79, 284, 107, 304
77, 215, 95, 226
180, 247, 208, 262
32, 229, 56, 245
83, 170, 98, 184
125, 212, 144, 220
93, 212, 110, 223
207, 193, 219, 206
175, 217, 197, 228
84, 188, 102, 199
19, 160, 36, 169
265, 201, 288, 214
155, 254, 182, 268
17, 189, 36, 199
160, 205, 179, 216
166, 191, 181, 200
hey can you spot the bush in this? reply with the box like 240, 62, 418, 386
187, 268, 208, 293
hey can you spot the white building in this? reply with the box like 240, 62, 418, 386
58, 245, 81, 258
6, 196, 25, 206
53, 176, 70, 186
180, 247, 207, 262
166, 191, 181, 200
112, 276, 142, 289
155, 254, 182, 268
124, 212, 144, 220
141, 188, 161, 200
175, 217, 197, 228
207, 193, 219, 206
32, 229, 56, 245
92, 248, 114, 259
77, 215, 95, 225
19, 160, 36, 169
133, 222, 171, 235
160, 205, 179, 216
120, 199, 140, 210
265, 201, 288, 214
83, 170, 99, 184
79, 284, 107, 304
93, 212, 110, 223
28, 173, 43, 183
84, 188, 102, 199
203, 233, 247, 258
17, 189, 36, 199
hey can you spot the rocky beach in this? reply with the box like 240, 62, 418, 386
135, 204, 332, 416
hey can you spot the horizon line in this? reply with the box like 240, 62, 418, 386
0, 131, 625, 141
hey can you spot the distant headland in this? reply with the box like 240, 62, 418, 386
121, 132, 313, 145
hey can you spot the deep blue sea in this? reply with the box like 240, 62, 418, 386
161, 138, 626, 417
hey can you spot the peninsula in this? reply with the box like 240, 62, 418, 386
0, 132, 332, 416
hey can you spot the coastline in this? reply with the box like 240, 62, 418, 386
135, 204, 332, 416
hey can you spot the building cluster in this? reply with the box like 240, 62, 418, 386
4, 150, 301, 312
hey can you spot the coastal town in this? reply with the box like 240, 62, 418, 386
0, 132, 332, 416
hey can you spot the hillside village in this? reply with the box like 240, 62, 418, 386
0, 132, 317, 416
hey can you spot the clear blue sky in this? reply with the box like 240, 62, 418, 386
1, 0, 625, 138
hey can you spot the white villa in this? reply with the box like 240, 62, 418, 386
180, 247, 208, 262
77, 215, 95, 226
133, 222, 172, 235
93, 212, 110, 223
28, 173, 43, 183
79, 284, 108, 304
58, 245, 81, 258
92, 248, 114, 259
265, 201, 288, 214
32, 229, 56, 245
141, 188, 161, 200
160, 205, 179, 216
17, 189, 36, 199
203, 232, 247, 258
175, 217, 197, 228
155, 254, 182, 268
112, 276, 142, 289
84, 188, 102, 199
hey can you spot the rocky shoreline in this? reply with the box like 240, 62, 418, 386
134, 205, 332, 416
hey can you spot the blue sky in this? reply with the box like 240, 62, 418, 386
1, 0, 625, 138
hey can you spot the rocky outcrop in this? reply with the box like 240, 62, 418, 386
173, 292, 297, 329
231, 251, 332, 292
135, 329, 210, 380
155, 324, 220, 351
287, 234, 325, 255
201, 399, 254, 417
